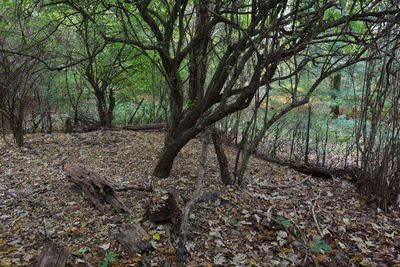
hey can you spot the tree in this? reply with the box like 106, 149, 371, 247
354, 39, 400, 209
63, 18, 142, 127
0, 2, 50, 146
43, 0, 400, 179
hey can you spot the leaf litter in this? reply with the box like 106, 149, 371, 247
0, 131, 399, 266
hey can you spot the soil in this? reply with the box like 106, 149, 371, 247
0, 131, 399, 266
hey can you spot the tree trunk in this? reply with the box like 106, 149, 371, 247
153, 125, 206, 178
95, 90, 113, 128
11, 118, 24, 147
153, 137, 188, 178
211, 128, 232, 185
96, 99, 107, 127
188, 1, 209, 103
46, 111, 52, 134
331, 73, 341, 118
13, 127, 24, 147
236, 149, 251, 186
73, 110, 79, 125
106, 88, 115, 128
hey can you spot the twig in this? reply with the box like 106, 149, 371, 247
127, 98, 145, 125
261, 177, 310, 189
176, 131, 210, 267
311, 190, 324, 237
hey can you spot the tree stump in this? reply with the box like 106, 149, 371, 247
116, 224, 152, 256
145, 191, 181, 224
35, 242, 69, 267
65, 164, 130, 213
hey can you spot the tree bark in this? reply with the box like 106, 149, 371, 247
211, 128, 232, 185
116, 224, 152, 255
153, 137, 188, 178
95, 89, 114, 128
331, 73, 341, 118
65, 164, 131, 213
35, 242, 69, 267
11, 117, 24, 147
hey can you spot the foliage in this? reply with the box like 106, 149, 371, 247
277, 216, 292, 229
312, 240, 332, 253
100, 252, 117, 267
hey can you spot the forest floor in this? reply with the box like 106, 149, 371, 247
0, 130, 399, 267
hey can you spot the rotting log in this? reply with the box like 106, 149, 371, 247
122, 123, 166, 131
35, 242, 69, 267
64, 164, 131, 213
116, 224, 152, 255
254, 154, 360, 181
254, 154, 333, 179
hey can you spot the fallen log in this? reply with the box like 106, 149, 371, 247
255, 155, 333, 179
122, 123, 166, 131
35, 242, 69, 267
116, 224, 152, 255
65, 164, 131, 213
255, 154, 360, 181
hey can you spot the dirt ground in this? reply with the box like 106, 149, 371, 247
0, 130, 399, 266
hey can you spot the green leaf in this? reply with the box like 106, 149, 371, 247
152, 232, 161, 241
78, 247, 90, 255
99, 252, 117, 267
277, 216, 292, 229
105, 252, 117, 262
229, 217, 238, 225
312, 240, 332, 253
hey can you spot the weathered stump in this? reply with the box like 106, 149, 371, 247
116, 224, 152, 255
65, 164, 130, 213
145, 191, 181, 224
35, 242, 69, 267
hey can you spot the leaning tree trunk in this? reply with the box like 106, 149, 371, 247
153, 135, 193, 178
